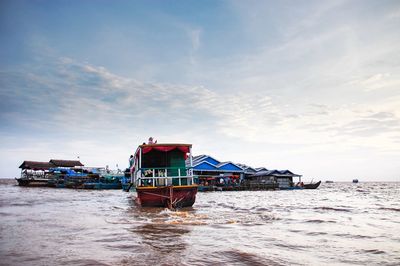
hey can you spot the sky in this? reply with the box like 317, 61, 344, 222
1, 0, 399, 181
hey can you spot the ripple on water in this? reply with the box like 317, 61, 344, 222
314, 206, 352, 212
201, 249, 288, 266
378, 207, 400, 212
60, 259, 111, 266
304, 219, 336, 224
333, 233, 374, 239
274, 242, 310, 251
361, 249, 386, 255
253, 207, 271, 212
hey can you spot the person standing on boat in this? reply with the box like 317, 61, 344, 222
129, 155, 134, 167
129, 155, 134, 173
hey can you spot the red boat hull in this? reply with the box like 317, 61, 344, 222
135, 185, 198, 208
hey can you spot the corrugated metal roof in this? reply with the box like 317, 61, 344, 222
49, 159, 84, 167
19, 161, 55, 170
249, 169, 301, 177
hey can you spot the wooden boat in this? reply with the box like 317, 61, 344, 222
197, 176, 216, 192
16, 161, 54, 187
130, 143, 197, 209
15, 177, 49, 187
83, 174, 123, 189
17, 160, 85, 187
281, 186, 304, 190
303, 180, 321, 189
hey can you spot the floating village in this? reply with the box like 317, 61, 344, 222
16, 139, 321, 209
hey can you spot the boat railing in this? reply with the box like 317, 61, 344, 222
135, 167, 195, 187
21, 171, 49, 180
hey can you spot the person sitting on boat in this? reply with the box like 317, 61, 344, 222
148, 137, 157, 144
144, 169, 153, 177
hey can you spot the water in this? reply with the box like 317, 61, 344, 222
0, 180, 399, 266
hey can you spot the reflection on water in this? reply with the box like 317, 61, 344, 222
132, 223, 190, 253
0, 179, 399, 265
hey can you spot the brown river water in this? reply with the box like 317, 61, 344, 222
0, 179, 399, 266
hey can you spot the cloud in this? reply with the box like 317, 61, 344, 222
189, 28, 201, 51
2, 55, 400, 156
1, 57, 219, 138
339, 117, 400, 137
348, 73, 400, 92
336, 111, 400, 138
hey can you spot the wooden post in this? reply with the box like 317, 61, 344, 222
168, 186, 174, 209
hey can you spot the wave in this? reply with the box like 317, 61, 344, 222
304, 219, 336, 223
314, 206, 352, 212
378, 207, 400, 212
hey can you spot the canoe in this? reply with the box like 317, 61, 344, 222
304, 180, 321, 189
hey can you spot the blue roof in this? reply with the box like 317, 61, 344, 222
216, 162, 243, 171
204, 157, 220, 165
193, 161, 217, 170
193, 155, 220, 165
192, 155, 244, 173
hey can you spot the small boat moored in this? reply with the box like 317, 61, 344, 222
304, 180, 322, 189
16, 161, 55, 187
130, 143, 198, 209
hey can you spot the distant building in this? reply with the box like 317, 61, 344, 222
191, 155, 244, 178
246, 169, 302, 189
190, 155, 301, 189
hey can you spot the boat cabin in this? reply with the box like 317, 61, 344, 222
17, 161, 54, 186
19, 161, 55, 179
132, 144, 195, 187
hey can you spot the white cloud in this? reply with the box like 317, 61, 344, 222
189, 28, 201, 51
3, 56, 399, 154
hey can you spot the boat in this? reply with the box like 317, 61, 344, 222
16, 161, 54, 187
215, 174, 241, 191
325, 180, 334, 183
303, 180, 321, 189
15, 177, 49, 187
130, 143, 198, 208
352, 179, 359, 183
83, 174, 123, 189
121, 168, 133, 191
47, 167, 90, 189
197, 176, 216, 192
47, 167, 124, 189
